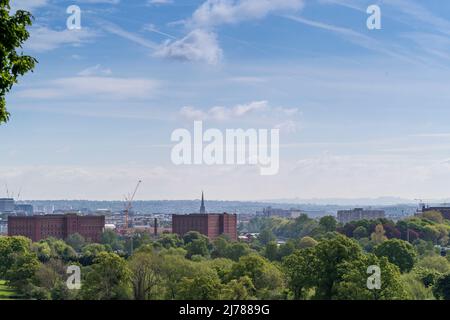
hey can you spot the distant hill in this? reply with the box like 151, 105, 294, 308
263, 197, 419, 206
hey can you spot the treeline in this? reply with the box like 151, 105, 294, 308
243, 211, 450, 247
0, 212, 450, 300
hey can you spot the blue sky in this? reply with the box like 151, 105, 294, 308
1, 0, 450, 201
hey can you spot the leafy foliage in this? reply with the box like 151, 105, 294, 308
0, 0, 37, 124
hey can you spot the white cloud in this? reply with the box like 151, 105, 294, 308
78, 64, 113, 76
153, 29, 223, 65
77, 0, 120, 3
275, 120, 299, 133
16, 77, 160, 100
180, 100, 268, 121
6, 153, 450, 200
24, 26, 98, 52
154, 0, 305, 64
147, 0, 173, 5
283, 15, 418, 63
189, 0, 304, 28
228, 76, 268, 84
10, 0, 48, 12
179, 100, 300, 124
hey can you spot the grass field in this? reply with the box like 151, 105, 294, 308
0, 280, 18, 300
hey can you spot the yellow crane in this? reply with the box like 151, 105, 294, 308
123, 180, 142, 231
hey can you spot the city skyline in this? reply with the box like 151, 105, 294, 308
1, 0, 450, 200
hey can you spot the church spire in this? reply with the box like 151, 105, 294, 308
200, 191, 206, 214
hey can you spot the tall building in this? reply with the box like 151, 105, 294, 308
337, 208, 385, 224
172, 193, 237, 240
200, 191, 206, 214
172, 213, 237, 241
8, 214, 105, 242
0, 198, 15, 213
259, 206, 302, 219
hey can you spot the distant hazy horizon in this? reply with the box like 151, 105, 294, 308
15, 196, 433, 206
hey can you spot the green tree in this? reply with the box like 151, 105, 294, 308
128, 249, 163, 300
211, 236, 229, 258
319, 216, 337, 233
225, 242, 251, 261
231, 254, 284, 298
413, 266, 442, 288
41, 238, 77, 262
401, 272, 435, 300
334, 254, 408, 300
0, 1, 37, 124
183, 231, 206, 244
65, 233, 86, 252
185, 238, 209, 258
433, 273, 450, 300
421, 210, 444, 224
176, 272, 222, 300
220, 276, 255, 300
297, 236, 318, 249
5, 251, 40, 293
157, 233, 183, 249
32, 241, 52, 262
312, 234, 362, 299
159, 254, 198, 299
277, 240, 296, 260
0, 236, 32, 276
80, 243, 110, 265
101, 229, 124, 251
353, 226, 368, 239
264, 241, 278, 261
416, 255, 450, 274
258, 228, 275, 246
81, 252, 132, 300
374, 239, 417, 273
205, 258, 234, 283
282, 248, 317, 299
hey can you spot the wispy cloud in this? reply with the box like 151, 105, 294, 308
10, 0, 48, 12
16, 77, 160, 100
76, 0, 120, 3
78, 64, 112, 76
101, 22, 157, 49
385, 0, 450, 36
24, 26, 98, 52
283, 15, 418, 63
179, 100, 301, 132
147, 0, 173, 5
188, 0, 304, 28
153, 29, 223, 65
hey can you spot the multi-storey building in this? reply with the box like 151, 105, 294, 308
258, 206, 303, 219
172, 213, 237, 241
8, 214, 105, 242
0, 198, 15, 213
337, 208, 385, 224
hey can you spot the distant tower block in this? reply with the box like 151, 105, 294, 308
200, 191, 206, 214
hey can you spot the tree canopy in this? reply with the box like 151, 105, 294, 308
0, 0, 37, 124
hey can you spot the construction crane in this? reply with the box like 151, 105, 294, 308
123, 180, 142, 231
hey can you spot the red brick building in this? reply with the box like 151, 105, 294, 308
172, 213, 237, 241
8, 214, 105, 242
